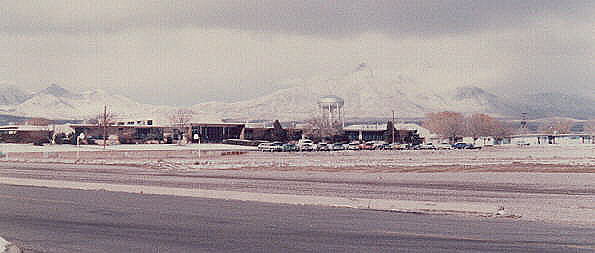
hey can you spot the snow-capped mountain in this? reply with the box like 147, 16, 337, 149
192, 65, 516, 121
0, 85, 31, 105
2, 66, 594, 121
0, 84, 174, 120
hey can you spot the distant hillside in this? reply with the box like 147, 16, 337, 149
0, 84, 174, 121
0, 114, 30, 125
2, 69, 594, 121
192, 66, 536, 121
0, 85, 31, 105
506, 92, 595, 120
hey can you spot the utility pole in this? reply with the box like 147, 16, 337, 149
103, 105, 108, 150
392, 110, 395, 144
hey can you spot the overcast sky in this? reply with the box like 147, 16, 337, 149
1, 1, 593, 105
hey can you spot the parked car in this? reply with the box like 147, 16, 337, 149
389, 143, 406, 150
316, 142, 331, 151
347, 141, 361, 150
517, 142, 531, 147
435, 143, 453, 150
282, 143, 299, 152
362, 141, 377, 150
407, 144, 421, 150
452, 143, 481, 149
376, 143, 392, 150
257, 142, 272, 151
330, 143, 346, 151
452, 143, 468, 149
468, 144, 481, 150
363, 141, 387, 150
298, 139, 315, 151
257, 142, 284, 152
417, 143, 437, 150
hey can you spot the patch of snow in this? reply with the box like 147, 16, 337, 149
0, 236, 9, 252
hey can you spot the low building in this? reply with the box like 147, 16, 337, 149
342, 124, 423, 144
462, 136, 498, 146
71, 124, 166, 144
510, 133, 594, 145
0, 125, 53, 144
241, 126, 303, 142
190, 122, 245, 143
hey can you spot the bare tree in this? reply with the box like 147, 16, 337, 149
492, 120, 515, 143
423, 111, 465, 143
463, 113, 515, 144
169, 109, 194, 144
539, 118, 574, 134
465, 113, 495, 142
303, 112, 343, 141
95, 105, 115, 149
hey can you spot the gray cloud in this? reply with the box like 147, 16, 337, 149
0, 1, 593, 106
2, 1, 593, 37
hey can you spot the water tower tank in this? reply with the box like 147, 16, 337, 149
317, 95, 345, 128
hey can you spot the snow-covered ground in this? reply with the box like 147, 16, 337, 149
145, 145, 595, 171
1, 144, 593, 226
0, 237, 6, 252
1, 144, 593, 172
0, 143, 256, 153
0, 236, 20, 253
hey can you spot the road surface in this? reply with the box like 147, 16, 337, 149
0, 184, 593, 252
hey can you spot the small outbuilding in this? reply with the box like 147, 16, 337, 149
0, 125, 53, 144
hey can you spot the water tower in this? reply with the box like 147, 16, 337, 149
317, 95, 345, 128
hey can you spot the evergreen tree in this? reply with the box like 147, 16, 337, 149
271, 120, 288, 142
384, 121, 396, 143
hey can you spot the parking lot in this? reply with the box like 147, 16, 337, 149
198, 144, 595, 173
256, 140, 480, 152
1, 143, 593, 173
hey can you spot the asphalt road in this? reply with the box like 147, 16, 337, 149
0, 184, 593, 253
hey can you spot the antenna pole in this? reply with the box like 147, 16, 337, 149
103, 105, 107, 150
392, 110, 395, 144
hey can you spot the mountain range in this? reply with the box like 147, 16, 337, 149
0, 84, 174, 121
1, 66, 594, 122
190, 66, 594, 121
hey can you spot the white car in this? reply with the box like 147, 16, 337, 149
297, 139, 315, 151
257, 142, 283, 152
435, 143, 453, 150
417, 143, 437, 150
347, 141, 361, 150
316, 142, 331, 151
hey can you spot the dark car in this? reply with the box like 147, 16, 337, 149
282, 143, 299, 152
376, 143, 392, 150
452, 143, 481, 149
